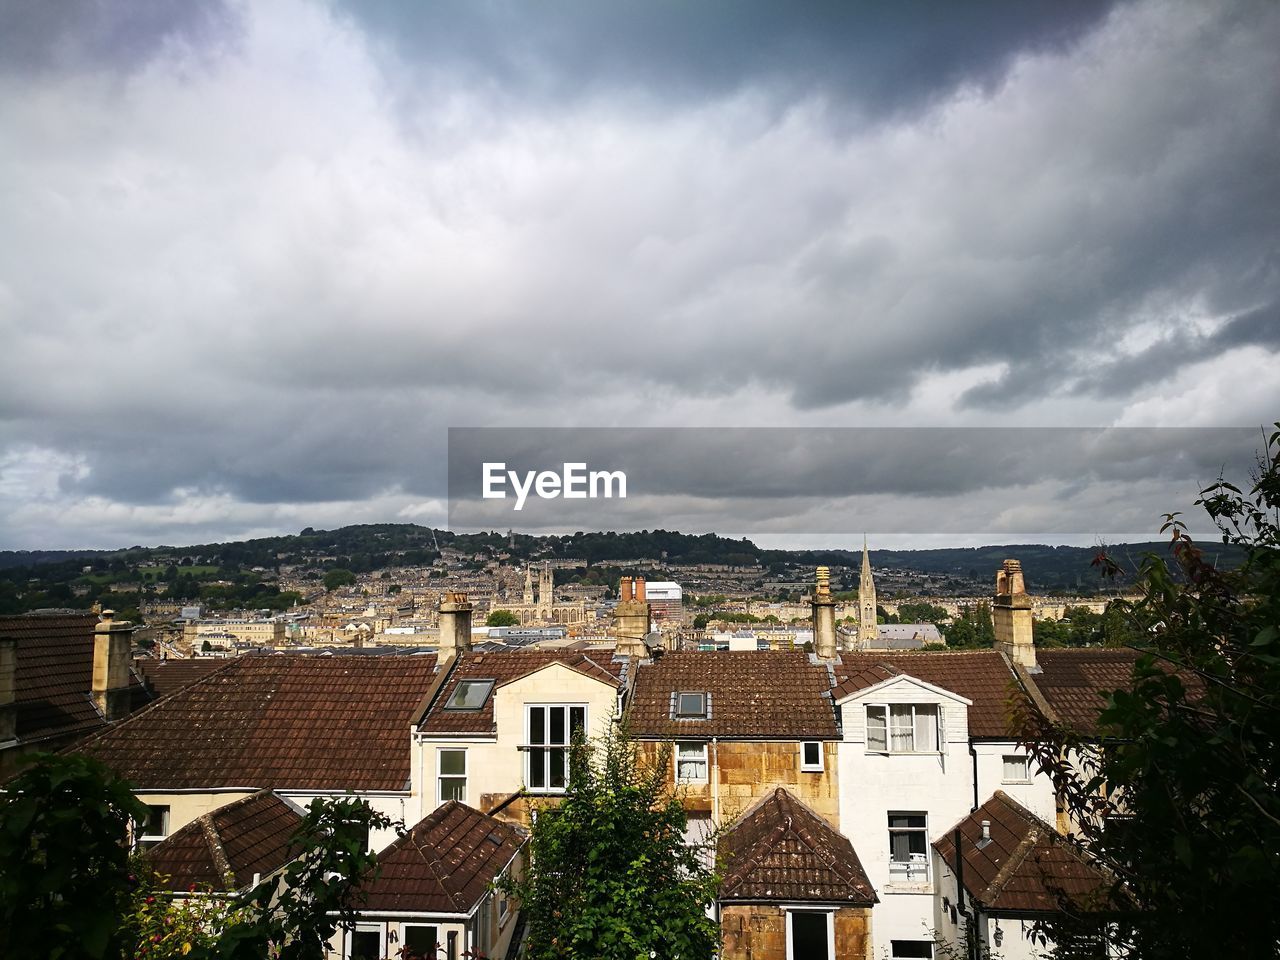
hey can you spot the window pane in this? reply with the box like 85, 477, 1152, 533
351, 931, 381, 960
867, 706, 887, 751
890, 704, 915, 751
550, 706, 566, 746
439, 749, 465, 776
530, 707, 545, 745
914, 706, 938, 751
439, 777, 465, 802
677, 742, 704, 758
529, 748, 546, 788
790, 912, 830, 960
549, 746, 566, 788
145, 805, 169, 836
403, 925, 439, 960
445, 680, 494, 710
891, 941, 934, 959
803, 742, 822, 766
677, 692, 706, 717
1004, 755, 1028, 780
570, 706, 585, 736
890, 814, 926, 829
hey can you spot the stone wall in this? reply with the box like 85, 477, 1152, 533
720, 904, 872, 960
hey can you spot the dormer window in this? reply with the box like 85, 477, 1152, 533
444, 679, 495, 711
675, 691, 708, 719
866, 703, 940, 753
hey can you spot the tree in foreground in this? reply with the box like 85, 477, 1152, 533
1022, 424, 1280, 959
0, 753, 389, 960
506, 729, 720, 960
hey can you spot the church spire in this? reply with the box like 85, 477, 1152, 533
858, 535, 878, 647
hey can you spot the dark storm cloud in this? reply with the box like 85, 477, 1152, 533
338, 0, 1117, 117
0, 0, 240, 74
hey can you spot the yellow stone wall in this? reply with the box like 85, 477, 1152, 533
720, 904, 872, 960
638, 739, 839, 826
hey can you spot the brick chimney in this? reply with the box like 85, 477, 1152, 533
993, 560, 1036, 669
93, 610, 135, 722
0, 635, 17, 743
811, 566, 838, 660
613, 576, 651, 658
437, 593, 473, 663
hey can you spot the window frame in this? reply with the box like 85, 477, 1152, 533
345, 923, 385, 960
675, 740, 709, 783
437, 747, 468, 805
443, 679, 495, 711
675, 691, 708, 719
524, 703, 587, 794
400, 923, 440, 960
865, 702, 941, 754
785, 908, 835, 960
1002, 753, 1031, 783
800, 740, 824, 772
137, 804, 171, 850
888, 811, 931, 882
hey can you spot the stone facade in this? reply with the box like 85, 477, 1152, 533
720, 904, 872, 960
639, 739, 840, 826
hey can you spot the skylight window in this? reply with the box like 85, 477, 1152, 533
675, 691, 708, 718
444, 679, 494, 710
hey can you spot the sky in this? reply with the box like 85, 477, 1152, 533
0, 0, 1277, 551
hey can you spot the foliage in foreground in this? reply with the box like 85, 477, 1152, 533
1022, 424, 1280, 959
504, 729, 720, 960
0, 753, 390, 960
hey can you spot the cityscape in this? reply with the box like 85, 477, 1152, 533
1, 2, 1277, 960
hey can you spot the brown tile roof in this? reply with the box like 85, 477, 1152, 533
934, 791, 1116, 914
1, 612, 150, 747
1027, 649, 1143, 735
134, 657, 231, 699
626, 651, 838, 740
77, 654, 439, 791
145, 790, 304, 893
833, 651, 1024, 738
417, 650, 624, 736
359, 800, 525, 914
718, 787, 876, 905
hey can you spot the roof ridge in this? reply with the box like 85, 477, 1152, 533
980, 825, 1042, 905
402, 800, 479, 912
198, 813, 236, 889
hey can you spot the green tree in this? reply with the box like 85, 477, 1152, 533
505, 730, 720, 959
486, 609, 520, 627
322, 569, 356, 592
1023, 425, 1280, 959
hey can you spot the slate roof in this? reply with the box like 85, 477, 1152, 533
718, 787, 876, 905
417, 650, 624, 735
1, 612, 150, 747
627, 650, 838, 740
77, 654, 439, 790
1028, 649, 1143, 735
832, 651, 1024, 738
934, 791, 1117, 914
358, 800, 525, 914
135, 657, 231, 699
145, 790, 304, 892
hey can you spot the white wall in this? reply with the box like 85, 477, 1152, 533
971, 742, 1057, 824
837, 677, 975, 950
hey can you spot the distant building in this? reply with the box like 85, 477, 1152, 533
643, 581, 684, 622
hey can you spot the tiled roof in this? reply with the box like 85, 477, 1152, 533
833, 651, 1023, 738
1, 612, 150, 746
135, 657, 231, 699
145, 790, 304, 892
1027, 649, 1142, 735
719, 787, 876, 905
77, 654, 438, 791
359, 800, 525, 914
417, 650, 624, 735
627, 651, 838, 739
934, 791, 1116, 914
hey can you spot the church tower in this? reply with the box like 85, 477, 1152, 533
523, 566, 534, 605
858, 536, 878, 646
538, 562, 553, 617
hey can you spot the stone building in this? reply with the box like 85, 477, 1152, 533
497, 562, 592, 626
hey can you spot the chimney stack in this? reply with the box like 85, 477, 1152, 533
93, 611, 134, 722
993, 559, 1036, 669
0, 635, 17, 744
437, 593, 473, 662
613, 576, 651, 658
811, 566, 838, 660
